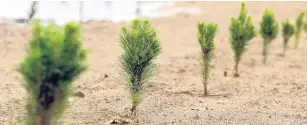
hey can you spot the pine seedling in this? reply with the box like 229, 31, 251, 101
282, 19, 295, 56
295, 11, 305, 49
260, 9, 278, 64
197, 21, 218, 96
119, 18, 162, 116
18, 20, 87, 125
229, 2, 256, 77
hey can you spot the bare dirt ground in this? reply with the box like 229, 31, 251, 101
1, 1, 307, 125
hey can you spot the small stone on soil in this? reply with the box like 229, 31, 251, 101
74, 91, 85, 97
104, 74, 109, 78
108, 116, 131, 124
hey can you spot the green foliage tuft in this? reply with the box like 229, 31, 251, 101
197, 21, 218, 96
295, 11, 305, 49
229, 2, 256, 77
282, 19, 295, 56
238, 2, 247, 24
260, 9, 278, 41
260, 9, 278, 64
119, 18, 162, 116
18, 20, 87, 125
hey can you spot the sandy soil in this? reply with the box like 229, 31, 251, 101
1, 1, 307, 125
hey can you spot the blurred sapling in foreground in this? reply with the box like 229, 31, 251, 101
18, 20, 87, 125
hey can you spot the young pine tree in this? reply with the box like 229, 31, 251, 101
282, 19, 295, 56
119, 18, 162, 116
229, 2, 256, 77
295, 11, 305, 49
18, 20, 87, 125
260, 9, 278, 64
197, 21, 218, 96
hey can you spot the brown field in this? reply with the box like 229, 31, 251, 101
1, 1, 307, 125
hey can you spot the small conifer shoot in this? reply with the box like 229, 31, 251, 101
282, 19, 295, 56
295, 11, 305, 49
197, 21, 218, 96
260, 9, 278, 64
229, 2, 256, 77
18, 20, 87, 125
119, 18, 162, 116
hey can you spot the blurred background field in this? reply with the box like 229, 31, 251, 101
0, 1, 200, 24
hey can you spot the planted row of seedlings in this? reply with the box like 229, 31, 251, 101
201, 2, 306, 95
18, 2, 307, 125
18, 18, 162, 124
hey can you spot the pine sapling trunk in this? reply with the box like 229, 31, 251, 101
203, 60, 209, 96
201, 48, 211, 96
203, 82, 207, 96
262, 39, 269, 64
130, 105, 137, 116
37, 101, 51, 125
202, 71, 207, 96
131, 75, 141, 116
36, 103, 51, 125
283, 38, 289, 57
37, 88, 60, 125
234, 60, 240, 77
